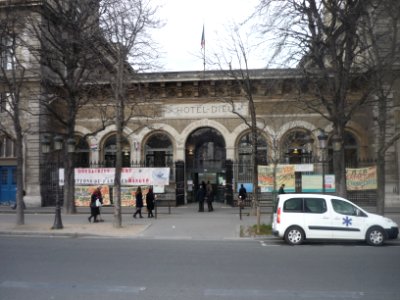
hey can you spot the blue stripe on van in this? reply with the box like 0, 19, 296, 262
309, 226, 360, 232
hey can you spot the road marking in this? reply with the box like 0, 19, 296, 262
259, 240, 281, 247
205, 289, 367, 298
0, 281, 146, 294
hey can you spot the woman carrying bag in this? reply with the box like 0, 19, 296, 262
133, 186, 144, 218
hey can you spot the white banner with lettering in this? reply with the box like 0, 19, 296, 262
59, 168, 170, 186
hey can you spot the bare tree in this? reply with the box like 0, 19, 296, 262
210, 26, 266, 231
255, 0, 393, 198
99, 0, 161, 228
362, 0, 400, 214
0, 9, 29, 225
27, 0, 107, 214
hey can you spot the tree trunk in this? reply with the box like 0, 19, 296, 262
376, 154, 385, 215
64, 148, 76, 214
333, 147, 347, 197
15, 127, 25, 225
376, 93, 388, 215
113, 53, 124, 228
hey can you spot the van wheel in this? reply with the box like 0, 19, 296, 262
366, 227, 385, 246
285, 226, 305, 245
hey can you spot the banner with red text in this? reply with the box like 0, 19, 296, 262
60, 168, 170, 186
258, 165, 296, 192
346, 166, 377, 190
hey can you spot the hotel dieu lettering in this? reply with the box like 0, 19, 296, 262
163, 103, 247, 118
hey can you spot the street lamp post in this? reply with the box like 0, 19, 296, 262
41, 134, 75, 229
318, 130, 328, 194
303, 134, 315, 163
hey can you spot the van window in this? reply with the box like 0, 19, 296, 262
283, 198, 303, 212
304, 198, 327, 213
332, 199, 358, 216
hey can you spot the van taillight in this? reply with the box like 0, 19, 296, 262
277, 207, 281, 224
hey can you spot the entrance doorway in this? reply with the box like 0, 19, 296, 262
185, 127, 226, 203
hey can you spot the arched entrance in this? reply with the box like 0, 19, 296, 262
102, 134, 131, 167
185, 127, 226, 203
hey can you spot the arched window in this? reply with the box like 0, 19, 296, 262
144, 132, 173, 168
74, 136, 90, 167
238, 132, 268, 166
0, 135, 16, 158
103, 134, 131, 167
282, 130, 310, 164
327, 131, 359, 171
344, 132, 358, 167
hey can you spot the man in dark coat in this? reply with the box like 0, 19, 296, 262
238, 184, 247, 209
206, 181, 214, 212
146, 187, 155, 218
197, 184, 205, 212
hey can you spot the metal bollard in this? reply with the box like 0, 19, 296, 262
239, 196, 242, 220
154, 199, 157, 219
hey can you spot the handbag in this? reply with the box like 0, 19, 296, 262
95, 199, 102, 207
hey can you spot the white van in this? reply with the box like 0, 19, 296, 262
272, 194, 398, 246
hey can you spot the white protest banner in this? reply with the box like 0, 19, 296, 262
60, 167, 170, 186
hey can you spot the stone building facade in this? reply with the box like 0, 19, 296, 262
22, 69, 399, 207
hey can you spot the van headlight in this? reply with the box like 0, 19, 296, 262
384, 217, 397, 226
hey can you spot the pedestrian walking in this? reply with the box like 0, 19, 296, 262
197, 183, 206, 212
11, 190, 26, 210
88, 186, 103, 223
146, 187, 155, 218
133, 186, 144, 218
278, 184, 286, 194
206, 181, 214, 212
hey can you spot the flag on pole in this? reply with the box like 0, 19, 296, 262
201, 25, 205, 49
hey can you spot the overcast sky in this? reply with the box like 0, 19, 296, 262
152, 0, 262, 72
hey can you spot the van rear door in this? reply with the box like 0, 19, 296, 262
302, 197, 333, 239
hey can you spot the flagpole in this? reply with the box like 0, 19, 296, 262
203, 46, 205, 73
201, 24, 205, 73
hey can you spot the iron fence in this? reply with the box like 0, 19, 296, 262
231, 161, 377, 207
40, 159, 377, 207
40, 161, 177, 207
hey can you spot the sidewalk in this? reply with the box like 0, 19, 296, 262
0, 203, 271, 240
1, 203, 399, 240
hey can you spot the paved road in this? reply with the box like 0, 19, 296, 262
1, 237, 399, 300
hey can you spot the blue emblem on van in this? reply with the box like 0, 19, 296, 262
343, 216, 352, 227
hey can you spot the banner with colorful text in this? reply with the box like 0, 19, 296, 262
258, 165, 296, 192
346, 166, 377, 190
60, 168, 170, 186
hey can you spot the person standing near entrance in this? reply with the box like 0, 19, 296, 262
197, 182, 206, 212
206, 181, 214, 212
146, 187, 155, 218
133, 186, 144, 218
